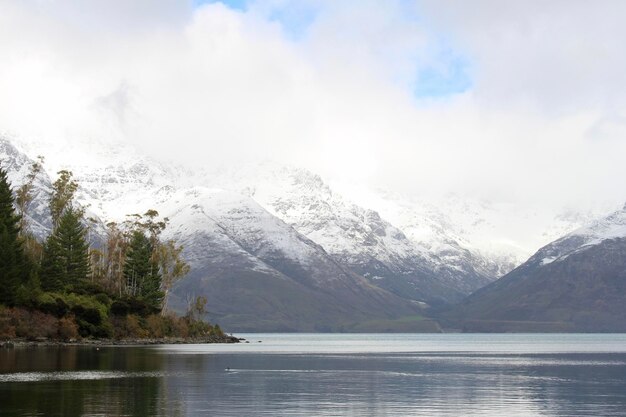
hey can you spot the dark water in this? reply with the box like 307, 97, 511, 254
1, 334, 626, 416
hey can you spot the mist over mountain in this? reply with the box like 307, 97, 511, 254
3, 134, 617, 331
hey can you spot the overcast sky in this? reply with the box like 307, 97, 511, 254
1, 0, 626, 210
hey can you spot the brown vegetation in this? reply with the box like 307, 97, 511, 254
0, 306, 226, 343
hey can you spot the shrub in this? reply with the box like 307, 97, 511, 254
71, 280, 106, 296
60, 293, 110, 337
110, 297, 159, 317
58, 316, 79, 341
0, 307, 16, 339
34, 292, 69, 317
93, 292, 111, 307
211, 324, 224, 337
170, 316, 189, 338
187, 319, 210, 338
145, 315, 165, 338
110, 299, 130, 316
12, 309, 58, 340
112, 314, 148, 339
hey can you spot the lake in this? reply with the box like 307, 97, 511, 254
1, 334, 626, 416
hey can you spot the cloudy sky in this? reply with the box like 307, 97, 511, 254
1, 0, 626, 209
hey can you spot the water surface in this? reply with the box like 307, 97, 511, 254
1, 334, 626, 416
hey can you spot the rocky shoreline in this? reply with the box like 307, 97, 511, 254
1, 334, 242, 348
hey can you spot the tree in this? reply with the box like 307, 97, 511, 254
155, 239, 190, 314
124, 230, 163, 310
40, 207, 90, 291
0, 166, 28, 304
102, 222, 128, 296
186, 295, 208, 321
49, 170, 78, 231
15, 157, 45, 263
15, 156, 44, 234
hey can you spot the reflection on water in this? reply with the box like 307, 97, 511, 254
1, 334, 626, 416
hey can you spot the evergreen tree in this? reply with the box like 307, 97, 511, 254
40, 207, 90, 291
124, 230, 163, 310
0, 167, 27, 304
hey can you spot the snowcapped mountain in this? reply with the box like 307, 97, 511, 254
532, 204, 626, 267
1, 134, 613, 330
0, 138, 53, 237
331, 182, 613, 272
157, 187, 419, 330
445, 204, 626, 332
195, 163, 502, 303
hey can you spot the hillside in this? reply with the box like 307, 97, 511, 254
444, 205, 626, 332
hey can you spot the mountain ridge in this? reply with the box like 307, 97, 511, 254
2, 134, 618, 331
444, 204, 626, 332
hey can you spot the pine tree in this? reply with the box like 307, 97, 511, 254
0, 167, 27, 304
40, 207, 90, 291
124, 230, 163, 311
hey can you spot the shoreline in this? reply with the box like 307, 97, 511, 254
1, 334, 242, 348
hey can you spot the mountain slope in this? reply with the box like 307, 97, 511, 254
158, 188, 420, 331
201, 163, 499, 304
6, 133, 615, 331
445, 204, 626, 332
1, 138, 420, 331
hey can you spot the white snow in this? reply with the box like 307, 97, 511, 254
2, 133, 622, 286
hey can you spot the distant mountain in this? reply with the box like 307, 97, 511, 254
201, 163, 501, 304
1, 138, 424, 330
161, 188, 424, 331
444, 205, 626, 332
2, 134, 614, 331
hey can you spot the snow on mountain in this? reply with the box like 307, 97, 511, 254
0, 137, 53, 237
2, 132, 616, 323
149, 186, 420, 330
1, 136, 421, 330
446, 202, 626, 332
569, 205, 626, 244
330, 181, 614, 273
530, 203, 626, 266
191, 162, 502, 302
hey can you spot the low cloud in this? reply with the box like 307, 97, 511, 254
1, 0, 625, 210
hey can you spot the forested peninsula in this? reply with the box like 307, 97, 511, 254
0, 161, 237, 344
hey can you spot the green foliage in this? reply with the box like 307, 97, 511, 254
34, 292, 69, 317
0, 162, 207, 342
124, 230, 163, 310
0, 166, 29, 304
110, 297, 159, 317
40, 207, 90, 292
62, 293, 111, 337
